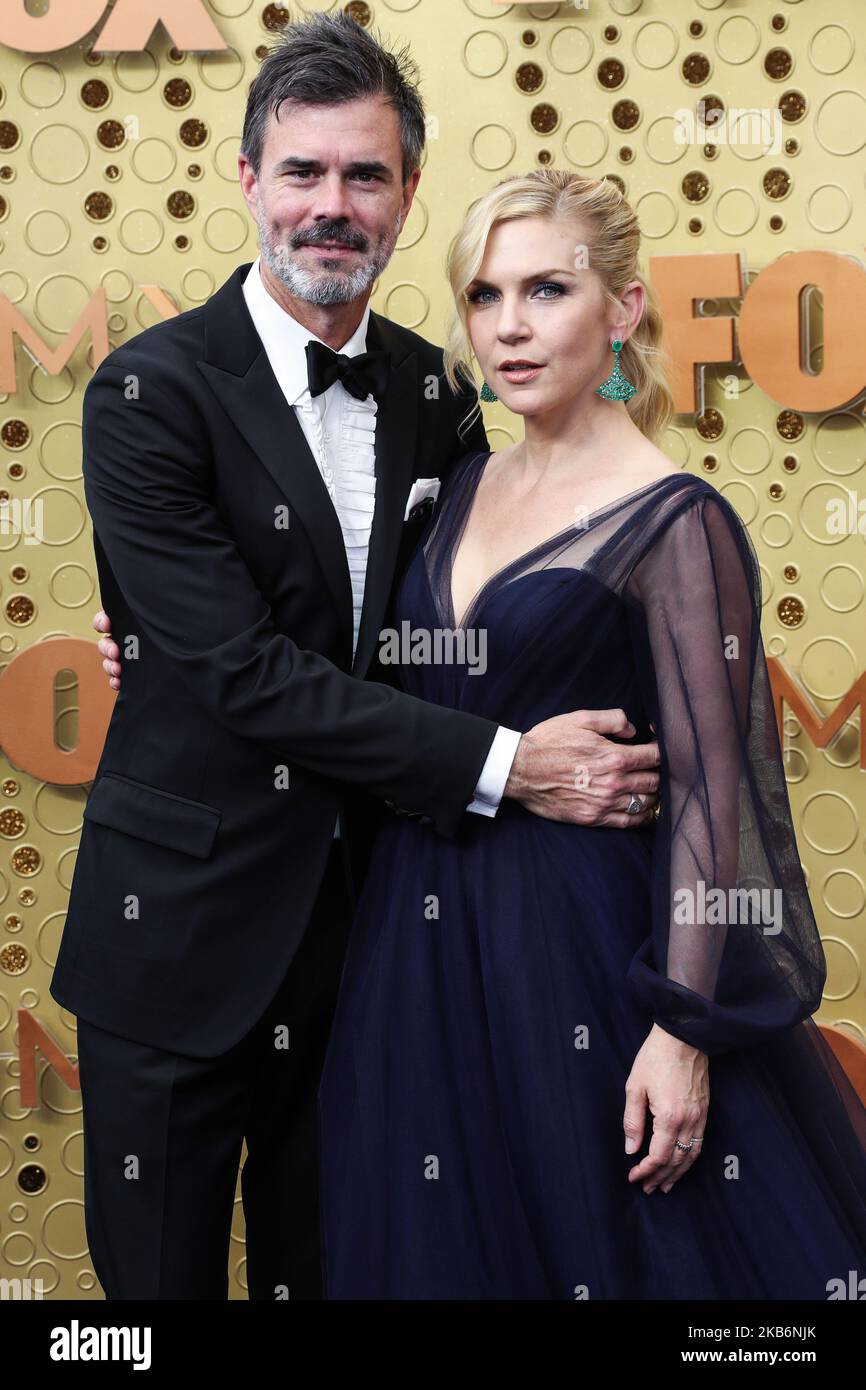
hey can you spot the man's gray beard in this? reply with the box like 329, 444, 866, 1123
256, 207, 402, 306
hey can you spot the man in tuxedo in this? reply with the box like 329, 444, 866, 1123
52, 13, 660, 1299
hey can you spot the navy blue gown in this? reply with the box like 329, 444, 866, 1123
318, 451, 866, 1299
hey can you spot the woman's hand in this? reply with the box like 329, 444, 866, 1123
92, 608, 122, 690
623, 1023, 709, 1194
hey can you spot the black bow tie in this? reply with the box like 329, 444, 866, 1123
305, 339, 391, 403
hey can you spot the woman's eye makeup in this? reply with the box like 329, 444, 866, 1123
467, 281, 568, 304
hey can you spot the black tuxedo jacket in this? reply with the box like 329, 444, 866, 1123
51, 262, 497, 1056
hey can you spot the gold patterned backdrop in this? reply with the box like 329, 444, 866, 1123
0, 0, 864, 1300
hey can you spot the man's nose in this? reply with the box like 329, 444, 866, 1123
309, 173, 354, 223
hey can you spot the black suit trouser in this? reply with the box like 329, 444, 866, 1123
74, 842, 354, 1300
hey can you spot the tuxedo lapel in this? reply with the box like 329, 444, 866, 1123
196, 264, 418, 679
352, 309, 418, 678
197, 264, 354, 657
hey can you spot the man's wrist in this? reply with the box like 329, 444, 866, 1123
467, 727, 522, 816
503, 733, 530, 801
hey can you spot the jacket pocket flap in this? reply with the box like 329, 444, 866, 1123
83, 772, 221, 860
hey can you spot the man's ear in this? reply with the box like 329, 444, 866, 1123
237, 155, 259, 220
399, 166, 423, 229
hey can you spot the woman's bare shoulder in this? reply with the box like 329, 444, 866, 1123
625, 440, 684, 486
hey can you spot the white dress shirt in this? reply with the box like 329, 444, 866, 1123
241, 256, 520, 825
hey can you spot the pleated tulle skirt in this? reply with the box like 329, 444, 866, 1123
318, 805, 866, 1299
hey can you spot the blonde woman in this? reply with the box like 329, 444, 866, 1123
318, 170, 866, 1300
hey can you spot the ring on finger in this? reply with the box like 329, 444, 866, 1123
626, 793, 644, 816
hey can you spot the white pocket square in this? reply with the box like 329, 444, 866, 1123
403, 477, 441, 521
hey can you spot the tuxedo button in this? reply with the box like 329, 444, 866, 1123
408, 496, 434, 523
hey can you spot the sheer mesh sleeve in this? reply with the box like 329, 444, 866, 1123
625, 490, 826, 1056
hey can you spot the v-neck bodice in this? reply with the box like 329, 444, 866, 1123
387, 449, 717, 733
442, 451, 696, 632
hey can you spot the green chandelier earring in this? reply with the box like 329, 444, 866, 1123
480, 380, 498, 402
595, 338, 637, 402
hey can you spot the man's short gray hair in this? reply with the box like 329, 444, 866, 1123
240, 12, 426, 184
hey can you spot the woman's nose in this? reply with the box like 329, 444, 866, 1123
496, 300, 530, 341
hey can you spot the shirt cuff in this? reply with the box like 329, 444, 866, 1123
467, 727, 522, 817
